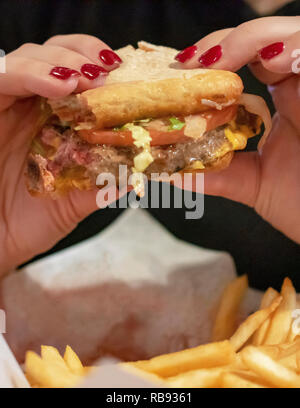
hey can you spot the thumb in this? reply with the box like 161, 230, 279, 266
203, 152, 260, 207
66, 188, 99, 223
66, 185, 127, 223
64, 184, 131, 228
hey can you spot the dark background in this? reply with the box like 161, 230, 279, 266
1, 0, 299, 290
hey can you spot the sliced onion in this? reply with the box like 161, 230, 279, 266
238, 93, 272, 150
184, 115, 207, 139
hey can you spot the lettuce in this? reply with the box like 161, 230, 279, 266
168, 117, 185, 131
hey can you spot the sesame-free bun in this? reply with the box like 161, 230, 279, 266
49, 42, 243, 129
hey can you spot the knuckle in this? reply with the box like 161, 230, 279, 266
51, 46, 72, 62
18, 42, 39, 52
237, 17, 273, 34
70, 33, 98, 43
44, 34, 64, 44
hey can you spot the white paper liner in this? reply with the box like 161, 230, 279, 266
0, 208, 264, 387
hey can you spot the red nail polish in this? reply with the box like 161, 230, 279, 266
81, 64, 108, 80
49, 66, 81, 80
99, 49, 122, 66
198, 45, 222, 67
175, 45, 197, 63
259, 42, 284, 60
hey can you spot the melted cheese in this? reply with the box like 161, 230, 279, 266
214, 120, 257, 159
188, 160, 205, 170
123, 123, 154, 196
224, 127, 248, 150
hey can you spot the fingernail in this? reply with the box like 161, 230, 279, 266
81, 63, 108, 80
175, 45, 198, 63
259, 42, 284, 60
99, 49, 122, 66
198, 45, 222, 67
49, 66, 81, 80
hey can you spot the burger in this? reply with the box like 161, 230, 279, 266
26, 41, 271, 196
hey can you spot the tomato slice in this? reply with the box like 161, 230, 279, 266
79, 105, 238, 146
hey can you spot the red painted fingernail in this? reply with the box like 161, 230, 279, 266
81, 63, 108, 80
198, 45, 222, 67
175, 45, 198, 63
49, 66, 81, 80
259, 42, 284, 60
99, 49, 122, 66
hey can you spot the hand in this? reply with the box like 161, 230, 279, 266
0, 35, 123, 276
175, 17, 300, 243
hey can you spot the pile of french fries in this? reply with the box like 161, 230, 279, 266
25, 276, 300, 388
25, 345, 92, 388
126, 276, 300, 388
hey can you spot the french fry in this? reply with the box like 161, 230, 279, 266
41, 345, 67, 370
296, 351, 300, 373
274, 339, 300, 371
25, 345, 92, 388
264, 278, 296, 345
279, 354, 298, 371
232, 353, 246, 370
166, 367, 226, 388
25, 351, 49, 387
211, 275, 248, 342
278, 339, 300, 360
121, 363, 165, 385
229, 368, 272, 387
252, 287, 279, 346
219, 371, 267, 388
64, 345, 84, 375
132, 340, 236, 378
257, 345, 281, 360
230, 296, 282, 351
286, 326, 297, 343
241, 346, 300, 388
25, 350, 81, 388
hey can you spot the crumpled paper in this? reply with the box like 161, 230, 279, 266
0, 208, 261, 365
0, 334, 29, 388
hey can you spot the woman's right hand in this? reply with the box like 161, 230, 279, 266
0, 34, 123, 276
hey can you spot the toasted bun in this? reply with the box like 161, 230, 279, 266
49, 42, 243, 129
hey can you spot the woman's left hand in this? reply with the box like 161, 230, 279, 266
175, 17, 300, 243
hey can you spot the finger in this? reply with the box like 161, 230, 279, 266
171, 152, 260, 208
257, 30, 300, 75
44, 34, 122, 71
248, 61, 290, 85
0, 56, 79, 100
0, 95, 17, 112
203, 152, 260, 207
175, 28, 233, 68
12, 43, 108, 92
269, 75, 300, 130
66, 185, 129, 226
176, 17, 300, 72
247, 29, 300, 84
